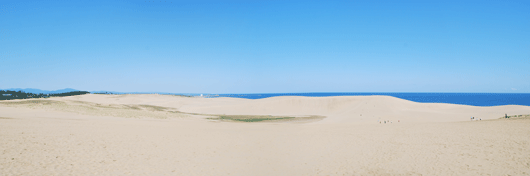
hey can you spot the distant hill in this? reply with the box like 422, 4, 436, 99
3, 88, 79, 94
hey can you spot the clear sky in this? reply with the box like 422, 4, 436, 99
1, 0, 529, 93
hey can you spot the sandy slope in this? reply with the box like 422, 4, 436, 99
1, 94, 530, 175
57, 94, 530, 123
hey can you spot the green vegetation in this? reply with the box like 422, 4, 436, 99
0, 98, 325, 122
207, 115, 324, 123
93, 92, 115, 95
502, 114, 530, 119
137, 104, 168, 111
0, 100, 186, 119
0, 100, 65, 106
123, 105, 142, 110
1, 90, 90, 100
216, 115, 295, 122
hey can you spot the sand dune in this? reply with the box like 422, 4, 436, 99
1, 94, 530, 175
56, 94, 530, 123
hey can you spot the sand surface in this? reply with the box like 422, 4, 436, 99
1, 94, 530, 175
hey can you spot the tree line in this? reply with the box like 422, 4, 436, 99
0, 90, 90, 100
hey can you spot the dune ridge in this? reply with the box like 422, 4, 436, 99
54, 94, 530, 123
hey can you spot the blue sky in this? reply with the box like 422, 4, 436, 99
1, 0, 529, 93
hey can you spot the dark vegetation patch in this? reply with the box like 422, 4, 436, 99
217, 115, 295, 122
0, 100, 65, 106
207, 115, 325, 123
123, 105, 142, 110
501, 114, 530, 120
1, 90, 90, 100
0, 117, 12, 119
137, 105, 168, 111
0, 99, 172, 113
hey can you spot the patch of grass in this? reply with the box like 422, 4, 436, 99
138, 104, 167, 111
219, 115, 295, 122
0, 99, 185, 119
207, 115, 324, 123
499, 114, 530, 120
0, 100, 64, 106
93, 103, 120, 109
123, 105, 142, 110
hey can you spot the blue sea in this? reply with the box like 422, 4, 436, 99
207, 93, 530, 107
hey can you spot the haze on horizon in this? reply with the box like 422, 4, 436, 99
1, 0, 529, 94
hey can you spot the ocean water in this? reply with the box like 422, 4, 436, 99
208, 93, 530, 107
